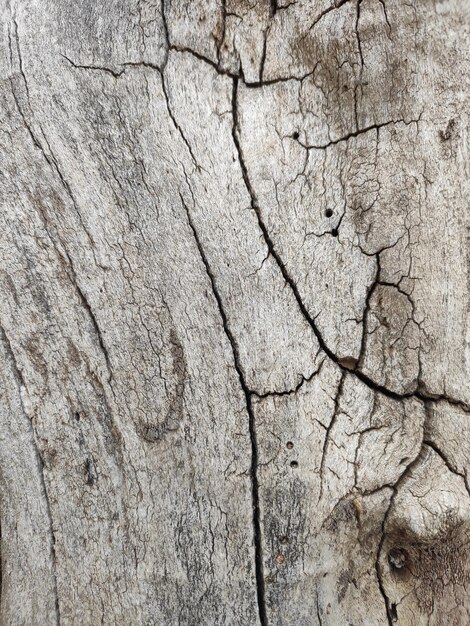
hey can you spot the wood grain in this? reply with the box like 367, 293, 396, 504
0, 0, 468, 624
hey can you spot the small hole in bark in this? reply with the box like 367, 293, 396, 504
388, 547, 407, 572
275, 553, 285, 565
292, 131, 300, 140
331, 228, 339, 237
286, 441, 294, 449
290, 460, 298, 468
325, 209, 333, 218
74, 412, 81, 421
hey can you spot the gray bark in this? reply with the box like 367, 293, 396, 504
0, 0, 469, 624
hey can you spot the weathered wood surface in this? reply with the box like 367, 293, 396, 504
0, 0, 468, 624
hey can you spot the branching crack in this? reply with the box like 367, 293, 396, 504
180, 194, 268, 626
230, 82, 466, 414
308, 0, 353, 33
423, 440, 470, 497
375, 447, 426, 626
60, 37, 323, 89
231, 78, 427, 403
252, 358, 325, 399
318, 372, 345, 500
299, 116, 422, 150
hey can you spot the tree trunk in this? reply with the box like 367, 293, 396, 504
0, 0, 468, 624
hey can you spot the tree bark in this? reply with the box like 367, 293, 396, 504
0, 0, 469, 624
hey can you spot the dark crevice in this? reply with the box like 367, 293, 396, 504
355, 0, 364, 68
159, 71, 202, 171
170, 44, 238, 78
59, 42, 468, 413
180, 195, 268, 626
60, 43, 320, 89
167, 44, 316, 88
374, 448, 426, 626
299, 116, 422, 150
318, 372, 345, 500
376, 495, 400, 626
308, 0, 352, 33
60, 53, 162, 77
353, 0, 363, 130
315, 589, 323, 626
259, 30, 268, 83
0, 327, 61, 626
415, 390, 469, 414
378, 0, 392, 35
59, 53, 126, 77
217, 0, 227, 65
62, 49, 201, 173
160, 0, 170, 69
357, 253, 381, 369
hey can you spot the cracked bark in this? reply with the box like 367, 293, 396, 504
0, 1, 468, 625
181, 196, 268, 626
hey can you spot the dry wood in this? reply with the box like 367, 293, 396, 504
0, 0, 468, 624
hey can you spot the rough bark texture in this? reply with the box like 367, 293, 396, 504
0, 0, 469, 624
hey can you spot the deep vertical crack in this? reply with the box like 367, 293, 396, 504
160, 0, 170, 69
375, 503, 396, 626
318, 371, 345, 501
180, 195, 268, 626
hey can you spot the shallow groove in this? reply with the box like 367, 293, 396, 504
0, 327, 61, 626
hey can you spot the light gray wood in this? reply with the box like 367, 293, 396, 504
0, 0, 468, 624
